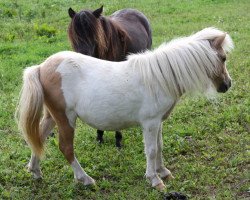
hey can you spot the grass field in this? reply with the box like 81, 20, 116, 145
0, 0, 249, 199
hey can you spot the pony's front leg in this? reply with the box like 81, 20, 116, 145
156, 123, 174, 180
142, 120, 165, 190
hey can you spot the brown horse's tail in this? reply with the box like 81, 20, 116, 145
16, 65, 44, 158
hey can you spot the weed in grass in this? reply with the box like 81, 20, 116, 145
34, 23, 57, 38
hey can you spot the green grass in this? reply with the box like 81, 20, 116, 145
0, 0, 249, 199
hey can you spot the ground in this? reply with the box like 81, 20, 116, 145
0, 0, 249, 199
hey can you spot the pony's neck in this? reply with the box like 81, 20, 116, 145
128, 39, 219, 99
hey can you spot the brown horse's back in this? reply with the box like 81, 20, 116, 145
68, 7, 152, 61
111, 9, 152, 53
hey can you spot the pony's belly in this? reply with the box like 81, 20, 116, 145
78, 114, 139, 131
74, 87, 142, 131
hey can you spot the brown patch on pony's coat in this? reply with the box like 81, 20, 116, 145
39, 57, 75, 163
39, 56, 66, 113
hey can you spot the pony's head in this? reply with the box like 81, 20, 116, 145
68, 6, 105, 56
209, 33, 232, 93
192, 27, 234, 93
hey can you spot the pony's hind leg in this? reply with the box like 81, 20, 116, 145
27, 109, 55, 178
156, 123, 173, 181
27, 154, 42, 179
57, 114, 95, 186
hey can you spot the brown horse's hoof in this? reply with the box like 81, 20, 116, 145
155, 182, 166, 191
162, 173, 174, 181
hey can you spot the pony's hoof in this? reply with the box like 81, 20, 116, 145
85, 176, 96, 186
76, 176, 96, 186
96, 138, 104, 144
33, 174, 43, 180
155, 182, 166, 191
162, 173, 174, 181
116, 143, 122, 148
27, 166, 42, 179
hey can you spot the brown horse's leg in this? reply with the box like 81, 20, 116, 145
96, 130, 104, 144
115, 131, 122, 148
28, 108, 55, 178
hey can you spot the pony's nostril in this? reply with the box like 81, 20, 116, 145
228, 80, 232, 88
218, 82, 229, 93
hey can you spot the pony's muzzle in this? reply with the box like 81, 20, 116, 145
217, 79, 231, 93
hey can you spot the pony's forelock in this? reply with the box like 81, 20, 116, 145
191, 27, 234, 52
68, 10, 107, 55
223, 34, 234, 53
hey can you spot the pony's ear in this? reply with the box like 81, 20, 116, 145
93, 5, 103, 18
212, 33, 226, 49
68, 8, 76, 18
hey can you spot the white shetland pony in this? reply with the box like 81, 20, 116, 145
16, 27, 233, 190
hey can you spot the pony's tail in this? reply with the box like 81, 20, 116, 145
16, 65, 44, 158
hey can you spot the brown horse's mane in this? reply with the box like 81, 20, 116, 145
68, 12, 131, 61
99, 17, 131, 61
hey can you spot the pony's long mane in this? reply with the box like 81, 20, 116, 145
128, 27, 234, 98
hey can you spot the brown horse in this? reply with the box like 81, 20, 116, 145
68, 6, 152, 147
